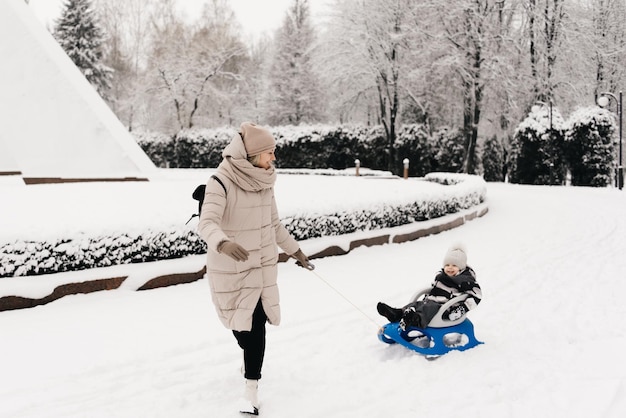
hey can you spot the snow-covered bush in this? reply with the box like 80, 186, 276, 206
274, 125, 368, 169
424, 173, 487, 202
509, 106, 567, 185
564, 107, 616, 187
282, 173, 485, 240
481, 135, 505, 182
395, 125, 434, 177
0, 229, 206, 278
173, 129, 232, 168
0, 173, 486, 278
431, 127, 466, 173
135, 127, 233, 168
132, 130, 172, 168
135, 124, 452, 175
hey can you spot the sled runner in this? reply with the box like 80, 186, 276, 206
377, 288, 483, 358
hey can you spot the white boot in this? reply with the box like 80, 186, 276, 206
239, 379, 259, 415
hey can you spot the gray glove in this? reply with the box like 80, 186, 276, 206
292, 249, 314, 270
218, 241, 249, 262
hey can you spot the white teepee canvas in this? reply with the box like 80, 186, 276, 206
0, 0, 156, 184
0, 132, 23, 185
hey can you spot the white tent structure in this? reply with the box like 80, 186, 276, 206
0, 0, 156, 185
0, 133, 22, 184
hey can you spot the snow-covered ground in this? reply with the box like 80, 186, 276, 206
0, 169, 472, 243
1, 177, 626, 418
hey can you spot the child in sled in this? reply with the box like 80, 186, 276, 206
377, 243, 482, 330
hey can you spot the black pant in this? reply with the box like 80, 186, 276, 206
232, 300, 267, 380
402, 300, 441, 328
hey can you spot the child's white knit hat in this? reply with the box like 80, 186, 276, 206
443, 243, 467, 270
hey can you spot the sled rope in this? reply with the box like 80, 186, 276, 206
307, 268, 381, 329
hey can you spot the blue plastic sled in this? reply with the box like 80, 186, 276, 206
378, 319, 483, 357
377, 288, 483, 358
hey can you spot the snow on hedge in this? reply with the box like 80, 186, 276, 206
0, 173, 486, 278
0, 229, 206, 278
283, 173, 485, 240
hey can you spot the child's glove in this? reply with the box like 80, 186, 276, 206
445, 304, 468, 320
218, 241, 249, 262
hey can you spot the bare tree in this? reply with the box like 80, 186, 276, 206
418, 0, 510, 173
239, 35, 274, 124
320, 0, 417, 173
526, 0, 566, 103
96, 0, 152, 131
145, 0, 246, 132
589, 0, 626, 96
316, 3, 377, 125
265, 0, 323, 125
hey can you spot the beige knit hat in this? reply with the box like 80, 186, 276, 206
443, 243, 467, 270
240, 122, 276, 157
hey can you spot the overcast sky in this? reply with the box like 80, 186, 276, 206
28, 0, 330, 41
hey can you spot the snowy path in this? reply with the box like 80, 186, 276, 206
1, 183, 626, 418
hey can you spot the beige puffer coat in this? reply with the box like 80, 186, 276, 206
197, 133, 300, 332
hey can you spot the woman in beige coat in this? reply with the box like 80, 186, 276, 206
198, 122, 312, 415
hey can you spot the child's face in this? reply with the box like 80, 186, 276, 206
444, 264, 460, 276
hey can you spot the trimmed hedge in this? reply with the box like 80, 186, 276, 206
284, 173, 485, 240
135, 124, 460, 177
0, 229, 206, 278
0, 173, 486, 278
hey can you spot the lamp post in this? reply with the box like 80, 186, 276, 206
597, 91, 623, 190
403, 158, 409, 179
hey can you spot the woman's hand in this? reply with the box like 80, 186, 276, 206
292, 249, 315, 270
218, 241, 250, 262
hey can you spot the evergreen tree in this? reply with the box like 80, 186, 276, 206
509, 105, 566, 185
265, 0, 323, 125
481, 135, 505, 182
394, 124, 434, 177
565, 107, 616, 187
432, 128, 466, 173
53, 0, 113, 98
